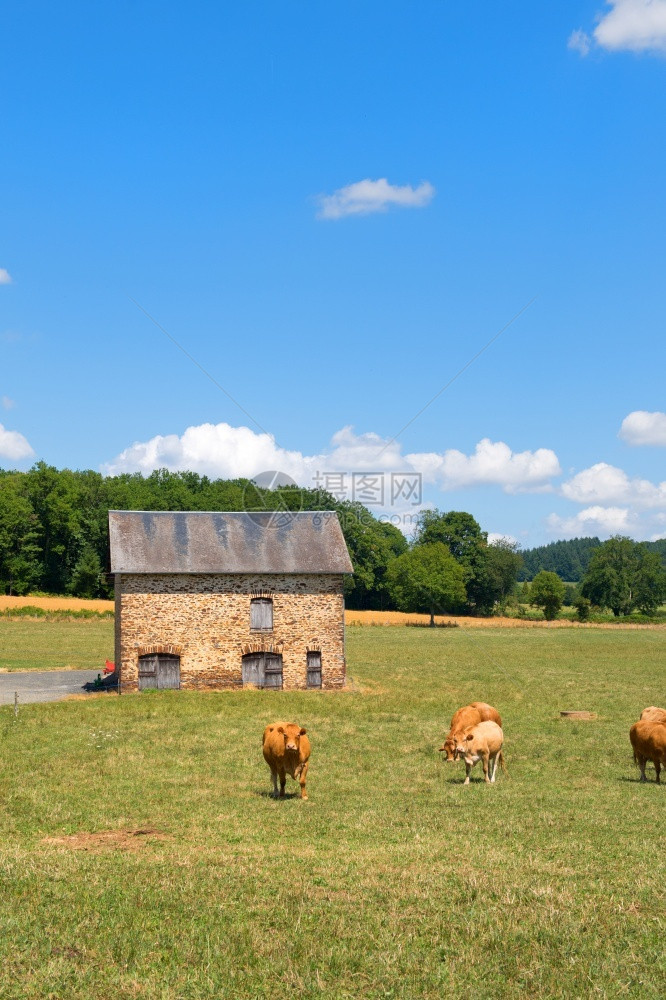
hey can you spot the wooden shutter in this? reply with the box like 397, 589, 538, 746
307, 651, 322, 689
250, 598, 273, 631
242, 653, 264, 686
263, 654, 283, 690
138, 654, 158, 690
156, 655, 180, 690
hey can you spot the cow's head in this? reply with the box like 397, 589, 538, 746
278, 725, 307, 752
453, 733, 474, 760
438, 737, 457, 761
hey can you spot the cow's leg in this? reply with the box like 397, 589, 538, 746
489, 753, 498, 783
637, 755, 647, 782
482, 751, 491, 783
279, 766, 287, 798
269, 766, 279, 798
463, 762, 471, 785
298, 761, 309, 800
655, 761, 661, 784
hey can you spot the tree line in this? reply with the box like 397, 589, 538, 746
518, 535, 666, 582
0, 463, 521, 613
2, 463, 664, 618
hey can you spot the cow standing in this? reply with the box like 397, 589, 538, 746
439, 702, 502, 761
630, 719, 666, 783
262, 722, 311, 800
454, 720, 505, 785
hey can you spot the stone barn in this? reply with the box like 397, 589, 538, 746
109, 510, 353, 693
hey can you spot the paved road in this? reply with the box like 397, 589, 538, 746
0, 670, 103, 705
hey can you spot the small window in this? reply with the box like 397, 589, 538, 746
250, 598, 273, 631
307, 651, 322, 689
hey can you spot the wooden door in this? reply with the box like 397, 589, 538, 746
242, 652, 283, 689
263, 653, 283, 690
157, 655, 180, 689
138, 653, 180, 690
242, 653, 264, 687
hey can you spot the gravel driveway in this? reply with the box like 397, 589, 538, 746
0, 670, 105, 706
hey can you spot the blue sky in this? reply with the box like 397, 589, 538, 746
2, 1, 666, 547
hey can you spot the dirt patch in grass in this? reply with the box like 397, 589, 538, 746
42, 828, 168, 852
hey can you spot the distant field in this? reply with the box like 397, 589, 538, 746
0, 618, 113, 672
0, 625, 664, 999
346, 608, 666, 629
0, 596, 114, 613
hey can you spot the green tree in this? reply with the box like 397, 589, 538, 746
632, 548, 666, 615
530, 570, 565, 620
414, 509, 489, 612
574, 594, 591, 622
338, 504, 408, 609
68, 545, 103, 598
414, 509, 487, 565
386, 542, 466, 625
0, 475, 42, 595
581, 536, 666, 616
476, 538, 524, 613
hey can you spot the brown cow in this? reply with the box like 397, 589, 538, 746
630, 720, 666, 783
639, 706, 666, 724
454, 720, 505, 785
262, 722, 311, 800
438, 702, 502, 761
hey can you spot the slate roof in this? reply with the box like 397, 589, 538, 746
109, 510, 354, 575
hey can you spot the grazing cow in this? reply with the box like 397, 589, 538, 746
630, 720, 666, 783
262, 722, 311, 800
438, 702, 502, 761
454, 720, 505, 785
639, 706, 666, 724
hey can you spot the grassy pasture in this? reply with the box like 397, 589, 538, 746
0, 617, 113, 672
0, 624, 665, 999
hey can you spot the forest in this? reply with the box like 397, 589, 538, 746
1, 463, 665, 615
0, 463, 517, 611
518, 535, 666, 581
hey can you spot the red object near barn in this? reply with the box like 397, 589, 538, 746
103, 659, 115, 674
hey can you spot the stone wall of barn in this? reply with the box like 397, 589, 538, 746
115, 573, 346, 693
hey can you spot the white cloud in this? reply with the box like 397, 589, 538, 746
0, 423, 35, 461
561, 461, 666, 508
488, 532, 519, 547
2, 396, 15, 410
547, 505, 635, 538
0, 268, 12, 285
410, 438, 561, 493
568, 29, 592, 55
102, 423, 560, 498
619, 410, 666, 446
316, 178, 435, 220
573, 1, 666, 55
102, 423, 315, 481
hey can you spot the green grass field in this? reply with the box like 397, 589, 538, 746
0, 618, 114, 672
1, 623, 665, 999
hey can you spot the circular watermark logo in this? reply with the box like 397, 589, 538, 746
242, 470, 303, 528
